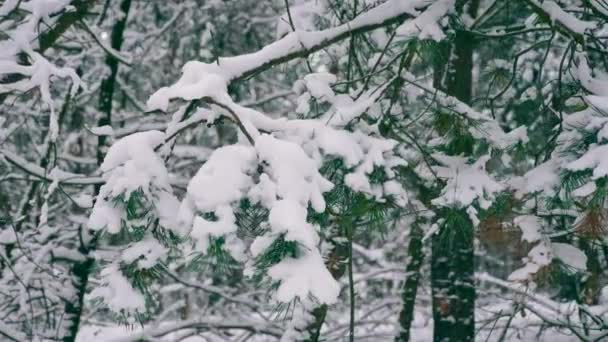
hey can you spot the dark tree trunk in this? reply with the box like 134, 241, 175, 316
431, 2, 479, 341
96, 0, 132, 167
395, 223, 424, 341
62, 236, 95, 342
431, 209, 475, 342
62, 2, 132, 341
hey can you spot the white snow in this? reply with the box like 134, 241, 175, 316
509, 242, 553, 282
89, 264, 146, 313
267, 249, 340, 304
90, 125, 114, 136
396, 0, 454, 41
179, 145, 256, 260
552, 242, 587, 271
537, 1, 595, 34
89, 131, 181, 234
121, 237, 168, 269
431, 154, 503, 209
514, 215, 543, 243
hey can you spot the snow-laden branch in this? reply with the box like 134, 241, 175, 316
523, 0, 596, 43
79, 21, 133, 67
148, 0, 428, 89
103, 319, 283, 342
0, 149, 104, 185
0, 321, 26, 342
401, 73, 528, 148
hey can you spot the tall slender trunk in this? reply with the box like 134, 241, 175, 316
431, 209, 475, 342
395, 223, 424, 341
62, 2, 132, 340
96, 0, 132, 167
431, 2, 478, 341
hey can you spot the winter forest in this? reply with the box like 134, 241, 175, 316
3, 0, 608, 341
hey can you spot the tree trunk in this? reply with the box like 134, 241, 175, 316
96, 0, 132, 167
395, 222, 424, 341
62, 2, 132, 340
431, 2, 478, 341
431, 209, 475, 342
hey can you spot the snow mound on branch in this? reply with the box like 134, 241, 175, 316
539, 1, 595, 35
276, 1, 326, 39
90, 264, 146, 313
121, 237, 168, 269
147, 62, 229, 111
510, 159, 561, 197
89, 131, 180, 234
509, 242, 588, 282
256, 134, 332, 213
396, 0, 454, 41
178, 145, 256, 260
552, 243, 587, 270
566, 144, 608, 179
191, 205, 246, 261
514, 215, 542, 243
268, 250, 340, 304
99, 130, 168, 194
186, 145, 257, 212
249, 134, 339, 303
431, 154, 503, 209
509, 242, 553, 282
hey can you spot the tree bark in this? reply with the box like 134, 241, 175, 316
395, 223, 424, 341
431, 1, 479, 341
62, 1, 132, 340
431, 209, 475, 342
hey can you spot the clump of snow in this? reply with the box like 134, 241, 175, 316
90, 264, 146, 313
509, 242, 553, 282
178, 145, 256, 260
121, 237, 168, 269
552, 243, 587, 271
275, 0, 325, 39
73, 193, 93, 208
185, 145, 257, 212
294, 71, 392, 127
255, 134, 332, 213
89, 131, 181, 234
396, 0, 454, 41
0, 228, 17, 244
191, 206, 246, 261
572, 181, 596, 197
538, 1, 595, 35
90, 125, 114, 136
509, 241, 588, 282
249, 134, 340, 303
268, 249, 340, 304
566, 144, 608, 179
431, 154, 503, 209
514, 215, 542, 243
510, 159, 561, 197
147, 62, 229, 112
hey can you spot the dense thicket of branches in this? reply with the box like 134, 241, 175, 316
1, 1, 608, 341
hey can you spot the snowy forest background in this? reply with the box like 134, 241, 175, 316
1, 0, 608, 341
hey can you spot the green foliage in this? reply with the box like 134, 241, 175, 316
477, 192, 517, 223
236, 198, 269, 236
434, 207, 474, 249
191, 236, 239, 274
253, 234, 298, 283
433, 110, 476, 155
